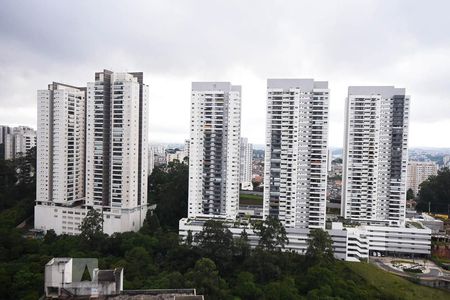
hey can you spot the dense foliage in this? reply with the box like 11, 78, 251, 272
0, 215, 397, 300
0, 152, 448, 299
148, 160, 188, 229
416, 167, 450, 213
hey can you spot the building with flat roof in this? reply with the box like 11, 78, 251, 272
35, 70, 149, 235
407, 161, 438, 195
0, 125, 36, 160
342, 86, 410, 226
240, 137, 253, 190
263, 79, 329, 229
188, 82, 241, 219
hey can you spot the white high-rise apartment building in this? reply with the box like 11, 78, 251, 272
12, 126, 37, 157
342, 86, 409, 226
35, 71, 149, 235
407, 161, 438, 195
240, 137, 253, 190
188, 82, 241, 219
263, 79, 329, 229
85, 70, 148, 230
0, 125, 36, 160
327, 149, 333, 172
183, 139, 190, 160
36, 82, 86, 206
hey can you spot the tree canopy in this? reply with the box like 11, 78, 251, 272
253, 216, 288, 251
306, 228, 335, 265
148, 160, 188, 229
416, 167, 450, 213
0, 150, 448, 299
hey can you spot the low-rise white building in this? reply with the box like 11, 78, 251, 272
179, 217, 431, 262
44, 258, 123, 298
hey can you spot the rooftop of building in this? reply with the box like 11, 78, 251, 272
191, 82, 241, 92
348, 86, 406, 98
267, 78, 328, 90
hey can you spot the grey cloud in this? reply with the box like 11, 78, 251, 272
1, 0, 450, 147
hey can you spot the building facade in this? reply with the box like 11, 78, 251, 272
240, 137, 253, 190
148, 146, 155, 176
188, 82, 241, 219
35, 71, 149, 235
407, 161, 438, 195
342, 86, 409, 226
165, 148, 186, 163
263, 79, 329, 229
0, 125, 36, 160
179, 217, 431, 262
36, 82, 87, 206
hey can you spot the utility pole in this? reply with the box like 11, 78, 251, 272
428, 202, 431, 214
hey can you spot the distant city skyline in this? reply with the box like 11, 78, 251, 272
1, 1, 450, 148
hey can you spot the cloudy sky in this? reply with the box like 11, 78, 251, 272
1, 0, 450, 147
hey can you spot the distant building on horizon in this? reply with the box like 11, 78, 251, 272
35, 70, 149, 235
342, 86, 409, 226
165, 148, 186, 163
184, 139, 190, 160
407, 161, 438, 196
188, 82, 241, 219
148, 147, 155, 176
0, 125, 36, 160
263, 79, 329, 229
240, 137, 253, 190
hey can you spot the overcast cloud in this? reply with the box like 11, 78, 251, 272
1, 0, 450, 147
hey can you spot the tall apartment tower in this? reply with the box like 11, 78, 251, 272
36, 82, 86, 206
240, 137, 253, 189
342, 86, 409, 225
35, 71, 149, 235
188, 82, 241, 219
0, 126, 11, 159
407, 161, 438, 195
85, 70, 149, 231
263, 79, 329, 229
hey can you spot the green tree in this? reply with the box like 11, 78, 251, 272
234, 229, 251, 259
416, 167, 450, 213
263, 277, 300, 300
79, 209, 104, 246
148, 161, 188, 229
140, 211, 161, 234
406, 188, 415, 200
44, 229, 58, 244
306, 228, 334, 265
253, 216, 288, 251
234, 271, 262, 300
185, 258, 228, 299
124, 246, 156, 281
195, 220, 233, 264
186, 230, 193, 247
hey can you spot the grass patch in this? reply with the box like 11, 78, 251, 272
408, 221, 424, 229
239, 193, 263, 206
346, 262, 450, 300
